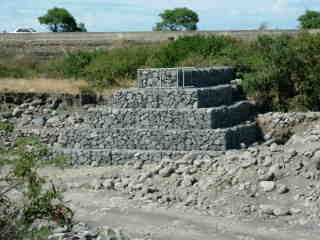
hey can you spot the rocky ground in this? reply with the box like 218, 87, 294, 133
1, 98, 320, 239
37, 122, 320, 239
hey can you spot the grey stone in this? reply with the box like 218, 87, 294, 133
103, 179, 115, 190
262, 156, 273, 167
31, 116, 46, 127
159, 166, 175, 177
270, 143, 279, 152
267, 164, 281, 179
47, 116, 61, 126
259, 181, 276, 192
273, 207, 290, 216
259, 204, 275, 215
241, 158, 257, 168
91, 179, 103, 190
182, 175, 197, 187
12, 107, 24, 117
277, 184, 289, 194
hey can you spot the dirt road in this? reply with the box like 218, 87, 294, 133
44, 166, 320, 240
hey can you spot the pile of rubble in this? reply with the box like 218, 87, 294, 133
257, 112, 320, 143
87, 123, 320, 227
47, 222, 134, 240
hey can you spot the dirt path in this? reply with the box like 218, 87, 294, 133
64, 189, 319, 240
42, 166, 320, 240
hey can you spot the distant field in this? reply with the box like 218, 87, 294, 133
0, 78, 134, 95
0, 30, 317, 61
0, 78, 88, 94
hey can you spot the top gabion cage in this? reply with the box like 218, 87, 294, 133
137, 66, 235, 88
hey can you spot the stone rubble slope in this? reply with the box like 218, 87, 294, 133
82, 123, 320, 229
2, 99, 320, 238
21, 219, 136, 240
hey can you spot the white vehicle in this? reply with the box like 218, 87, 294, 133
12, 27, 37, 33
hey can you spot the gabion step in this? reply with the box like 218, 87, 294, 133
137, 67, 235, 88
86, 101, 255, 130
51, 148, 223, 166
112, 85, 234, 109
58, 122, 259, 151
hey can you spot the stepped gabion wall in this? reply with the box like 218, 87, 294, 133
55, 67, 260, 165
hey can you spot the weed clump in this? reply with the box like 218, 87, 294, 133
0, 137, 72, 240
0, 122, 14, 133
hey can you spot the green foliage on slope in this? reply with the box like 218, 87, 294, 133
1, 33, 320, 111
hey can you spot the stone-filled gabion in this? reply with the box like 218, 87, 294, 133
112, 85, 233, 109
52, 148, 223, 166
54, 67, 260, 165
58, 122, 258, 151
137, 67, 235, 88
85, 101, 255, 130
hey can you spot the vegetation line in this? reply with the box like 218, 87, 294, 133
1, 32, 320, 111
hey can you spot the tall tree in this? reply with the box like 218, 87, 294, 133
154, 8, 199, 31
298, 10, 320, 29
38, 7, 87, 32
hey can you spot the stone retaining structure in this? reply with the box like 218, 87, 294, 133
86, 101, 255, 130
54, 149, 223, 165
56, 66, 261, 164
137, 67, 235, 88
58, 122, 258, 151
112, 85, 234, 109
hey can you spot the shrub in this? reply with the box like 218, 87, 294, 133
241, 33, 320, 111
146, 35, 236, 67
84, 46, 153, 89
0, 122, 14, 133
240, 35, 296, 111
0, 137, 73, 239
59, 51, 96, 79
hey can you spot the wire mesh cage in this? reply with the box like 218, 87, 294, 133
137, 67, 197, 88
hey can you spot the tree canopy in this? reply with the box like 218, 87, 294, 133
38, 7, 87, 32
298, 10, 320, 29
154, 8, 199, 31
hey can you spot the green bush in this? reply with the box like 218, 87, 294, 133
0, 122, 14, 133
146, 35, 236, 67
241, 33, 320, 111
84, 47, 152, 89
56, 51, 96, 79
